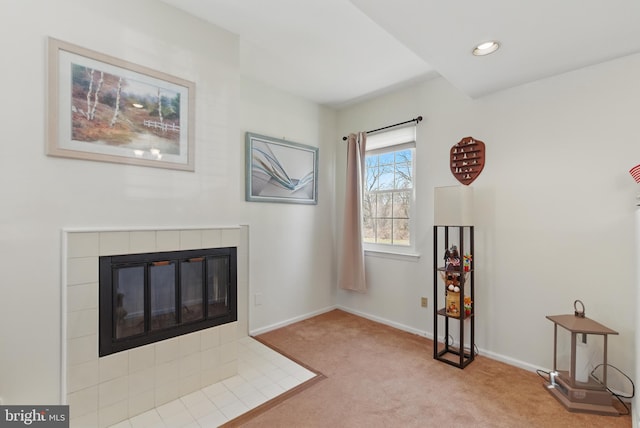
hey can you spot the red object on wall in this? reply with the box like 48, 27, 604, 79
629, 164, 640, 183
450, 137, 485, 185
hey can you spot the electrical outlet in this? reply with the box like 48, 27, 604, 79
420, 297, 428, 307
254, 293, 263, 306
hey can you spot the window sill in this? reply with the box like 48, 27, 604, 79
364, 249, 421, 262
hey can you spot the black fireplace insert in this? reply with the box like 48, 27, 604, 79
99, 247, 237, 356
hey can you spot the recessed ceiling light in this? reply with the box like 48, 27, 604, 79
472, 41, 500, 56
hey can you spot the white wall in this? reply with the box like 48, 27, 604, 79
0, 0, 336, 405
337, 54, 640, 381
240, 78, 337, 333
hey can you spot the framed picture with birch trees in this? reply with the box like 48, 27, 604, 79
47, 38, 195, 171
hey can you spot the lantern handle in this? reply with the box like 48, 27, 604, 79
574, 300, 585, 318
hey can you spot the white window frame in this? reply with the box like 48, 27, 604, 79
362, 126, 418, 258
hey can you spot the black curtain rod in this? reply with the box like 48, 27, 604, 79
342, 116, 423, 141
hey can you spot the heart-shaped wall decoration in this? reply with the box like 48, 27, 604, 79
450, 136, 485, 185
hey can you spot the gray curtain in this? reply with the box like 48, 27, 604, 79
338, 132, 367, 292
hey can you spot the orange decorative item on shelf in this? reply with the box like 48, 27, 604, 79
450, 136, 485, 185
464, 295, 472, 317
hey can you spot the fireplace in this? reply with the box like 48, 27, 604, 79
64, 226, 248, 427
99, 247, 237, 356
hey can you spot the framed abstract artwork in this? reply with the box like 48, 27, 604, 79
245, 132, 318, 204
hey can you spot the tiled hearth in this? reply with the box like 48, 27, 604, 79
109, 336, 316, 427
63, 226, 249, 428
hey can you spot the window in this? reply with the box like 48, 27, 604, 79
363, 126, 416, 251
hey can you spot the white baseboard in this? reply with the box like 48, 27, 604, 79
250, 305, 549, 377
336, 305, 546, 375
478, 349, 545, 373
249, 305, 338, 336
336, 305, 434, 340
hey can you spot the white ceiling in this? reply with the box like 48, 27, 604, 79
160, 0, 640, 108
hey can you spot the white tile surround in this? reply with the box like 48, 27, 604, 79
63, 226, 250, 428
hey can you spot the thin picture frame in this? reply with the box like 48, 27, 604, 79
47, 38, 195, 171
245, 132, 319, 204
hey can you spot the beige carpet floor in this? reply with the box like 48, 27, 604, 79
226, 309, 631, 427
